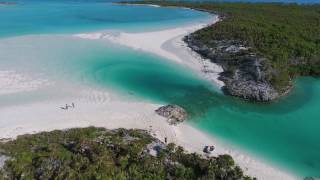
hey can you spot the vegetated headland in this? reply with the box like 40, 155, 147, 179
0, 127, 252, 179
120, 1, 320, 102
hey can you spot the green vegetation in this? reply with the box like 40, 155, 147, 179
0, 127, 251, 179
124, 1, 320, 91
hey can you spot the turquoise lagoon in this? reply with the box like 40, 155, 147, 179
0, 1, 319, 178
0, 0, 210, 37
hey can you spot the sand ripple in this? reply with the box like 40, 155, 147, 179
0, 70, 50, 95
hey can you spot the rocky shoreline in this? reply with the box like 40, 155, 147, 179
184, 18, 291, 102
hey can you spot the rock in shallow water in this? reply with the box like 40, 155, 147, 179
155, 104, 187, 124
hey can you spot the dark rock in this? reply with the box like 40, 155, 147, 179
203, 145, 215, 154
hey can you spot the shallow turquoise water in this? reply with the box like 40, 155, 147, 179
190, 77, 320, 177
85, 46, 320, 177
0, 1, 320, 178
0, 1, 210, 37
87, 47, 320, 177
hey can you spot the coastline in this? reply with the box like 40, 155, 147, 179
0, 87, 297, 180
114, 3, 161, 8
0, 6, 297, 180
73, 15, 225, 89
73, 14, 295, 180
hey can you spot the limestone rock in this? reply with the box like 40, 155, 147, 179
155, 104, 187, 124
184, 34, 282, 102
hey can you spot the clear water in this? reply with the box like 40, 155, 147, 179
0, 1, 210, 37
0, 1, 319, 178
187, 0, 320, 4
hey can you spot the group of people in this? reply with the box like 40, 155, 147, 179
60, 103, 75, 110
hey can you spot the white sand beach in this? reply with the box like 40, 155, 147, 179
74, 15, 225, 88
0, 86, 297, 180
0, 70, 50, 95
0, 15, 297, 180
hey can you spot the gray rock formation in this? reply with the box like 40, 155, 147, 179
0, 155, 10, 169
155, 104, 187, 124
144, 140, 166, 157
184, 34, 280, 102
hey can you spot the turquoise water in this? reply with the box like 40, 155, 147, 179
89, 51, 320, 177
83, 46, 320, 177
0, 1, 320, 178
191, 77, 320, 178
188, 0, 319, 3
88, 48, 320, 177
0, 1, 210, 37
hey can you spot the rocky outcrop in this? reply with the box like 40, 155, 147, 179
144, 139, 166, 157
0, 155, 10, 169
155, 104, 187, 124
184, 34, 280, 102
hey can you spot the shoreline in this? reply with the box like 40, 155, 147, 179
114, 2, 161, 8
73, 15, 295, 180
73, 15, 225, 89
0, 87, 297, 180
0, 8, 297, 180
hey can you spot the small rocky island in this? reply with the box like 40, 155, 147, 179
155, 104, 188, 124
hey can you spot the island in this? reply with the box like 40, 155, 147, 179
0, 127, 251, 179
121, 1, 320, 102
0, 1, 318, 179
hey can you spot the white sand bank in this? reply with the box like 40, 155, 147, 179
74, 16, 225, 88
0, 70, 50, 95
0, 86, 296, 180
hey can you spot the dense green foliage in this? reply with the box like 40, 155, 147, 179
125, 1, 320, 91
0, 127, 251, 179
